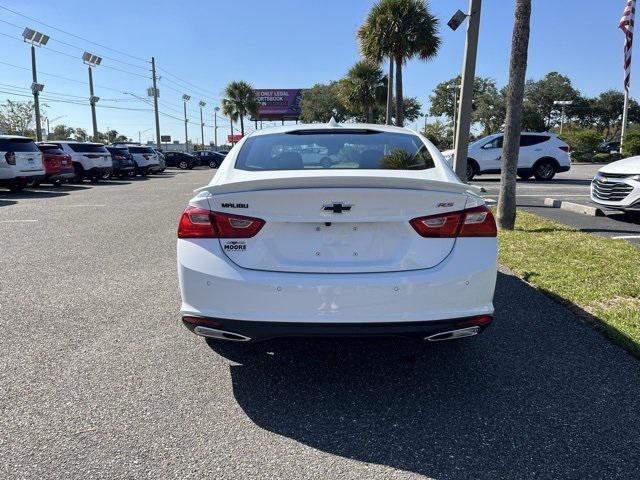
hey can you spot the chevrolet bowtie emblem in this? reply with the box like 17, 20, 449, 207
323, 202, 353, 213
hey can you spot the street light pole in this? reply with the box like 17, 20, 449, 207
182, 94, 190, 152
553, 100, 573, 134
452, 0, 482, 181
214, 106, 219, 149
199, 101, 206, 149
22, 29, 49, 141
82, 52, 102, 142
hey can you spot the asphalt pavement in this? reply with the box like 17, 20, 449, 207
476, 164, 640, 245
1, 169, 640, 479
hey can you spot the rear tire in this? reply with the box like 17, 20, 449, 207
73, 163, 84, 183
533, 159, 556, 180
178, 160, 189, 170
466, 160, 479, 181
208, 160, 218, 169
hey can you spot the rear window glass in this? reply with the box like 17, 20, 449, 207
0, 138, 39, 152
235, 131, 435, 171
68, 143, 108, 153
106, 147, 129, 155
38, 145, 65, 155
128, 146, 155, 154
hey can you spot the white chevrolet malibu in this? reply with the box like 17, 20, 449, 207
177, 123, 497, 344
591, 156, 640, 212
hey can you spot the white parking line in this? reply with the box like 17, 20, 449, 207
483, 194, 591, 197
611, 235, 640, 240
59, 204, 106, 208
0, 219, 38, 223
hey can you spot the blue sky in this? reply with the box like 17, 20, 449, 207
0, 0, 631, 143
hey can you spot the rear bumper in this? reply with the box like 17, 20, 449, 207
45, 170, 74, 182
0, 174, 45, 186
182, 314, 493, 342
178, 237, 497, 325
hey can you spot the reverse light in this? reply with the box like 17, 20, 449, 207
178, 205, 265, 238
410, 205, 496, 238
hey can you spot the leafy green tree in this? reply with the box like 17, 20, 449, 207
561, 126, 602, 161
358, 0, 440, 126
0, 100, 38, 136
622, 125, 640, 156
48, 124, 75, 140
421, 120, 453, 150
398, 97, 422, 123
338, 60, 385, 123
221, 80, 259, 136
74, 128, 88, 142
300, 82, 349, 123
524, 72, 580, 130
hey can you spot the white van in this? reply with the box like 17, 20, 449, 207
0, 135, 45, 191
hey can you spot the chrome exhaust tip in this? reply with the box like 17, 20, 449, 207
193, 326, 252, 342
425, 326, 481, 342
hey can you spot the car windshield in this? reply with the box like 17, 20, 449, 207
235, 130, 435, 171
0, 138, 39, 152
68, 143, 108, 153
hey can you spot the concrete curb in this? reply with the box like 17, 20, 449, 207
544, 198, 605, 217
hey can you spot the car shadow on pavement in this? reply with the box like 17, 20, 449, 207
207, 271, 640, 479
0, 190, 69, 200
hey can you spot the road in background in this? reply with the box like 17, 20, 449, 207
476, 164, 640, 245
1, 169, 640, 478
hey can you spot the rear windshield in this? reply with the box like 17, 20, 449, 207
38, 145, 65, 155
106, 147, 129, 155
128, 146, 155, 154
68, 143, 108, 153
0, 138, 39, 153
235, 131, 435, 171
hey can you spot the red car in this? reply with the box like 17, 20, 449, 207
36, 142, 75, 186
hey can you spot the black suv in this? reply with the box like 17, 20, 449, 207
106, 146, 136, 177
192, 150, 226, 168
164, 151, 198, 170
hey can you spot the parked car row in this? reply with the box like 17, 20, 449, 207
0, 135, 226, 191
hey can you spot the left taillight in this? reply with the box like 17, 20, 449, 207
410, 205, 496, 238
178, 205, 265, 239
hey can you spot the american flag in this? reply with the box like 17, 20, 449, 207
620, 0, 636, 91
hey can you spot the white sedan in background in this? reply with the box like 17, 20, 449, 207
591, 156, 640, 211
177, 123, 497, 344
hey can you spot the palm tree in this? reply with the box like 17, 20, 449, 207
339, 60, 385, 122
497, 0, 532, 230
221, 80, 259, 136
357, 0, 440, 126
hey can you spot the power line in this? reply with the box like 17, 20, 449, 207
0, 4, 149, 63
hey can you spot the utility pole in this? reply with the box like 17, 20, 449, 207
30, 46, 43, 141
151, 57, 161, 150
453, 0, 482, 181
182, 94, 190, 152
214, 107, 219, 149
553, 100, 572, 134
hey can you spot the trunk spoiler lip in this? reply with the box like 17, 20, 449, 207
195, 175, 482, 195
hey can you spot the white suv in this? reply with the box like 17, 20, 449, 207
112, 144, 160, 176
53, 141, 113, 182
442, 132, 571, 181
0, 135, 45, 191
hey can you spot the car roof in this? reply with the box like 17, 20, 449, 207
55, 140, 105, 145
36, 142, 63, 147
0, 135, 35, 140
247, 122, 417, 138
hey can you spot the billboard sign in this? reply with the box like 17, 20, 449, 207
228, 134, 243, 143
160, 135, 171, 142
253, 89, 303, 120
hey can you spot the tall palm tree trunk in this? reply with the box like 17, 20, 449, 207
497, 0, 531, 230
395, 55, 404, 126
386, 57, 394, 125
239, 115, 245, 136
367, 105, 374, 123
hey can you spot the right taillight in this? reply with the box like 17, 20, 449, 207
410, 205, 496, 238
178, 205, 265, 239
5, 151, 16, 165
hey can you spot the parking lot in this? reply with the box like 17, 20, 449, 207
1, 168, 639, 479
477, 163, 640, 245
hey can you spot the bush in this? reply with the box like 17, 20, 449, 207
561, 128, 602, 161
592, 152, 623, 163
622, 129, 640, 156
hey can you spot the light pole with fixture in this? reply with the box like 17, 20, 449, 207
198, 101, 206, 149
182, 94, 191, 152
553, 100, 573, 134
446, 83, 459, 147
447, 0, 482, 181
22, 28, 49, 141
46, 115, 66, 138
214, 106, 220, 149
82, 52, 102, 142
